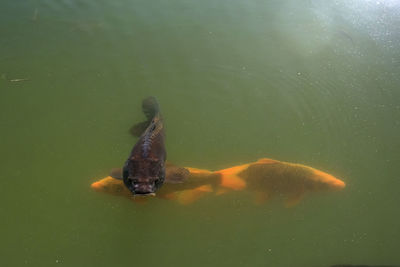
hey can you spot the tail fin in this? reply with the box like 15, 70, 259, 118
129, 96, 160, 137
142, 96, 160, 120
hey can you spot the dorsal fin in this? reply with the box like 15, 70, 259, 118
141, 116, 163, 157
256, 158, 280, 164
109, 168, 123, 180
216, 164, 249, 190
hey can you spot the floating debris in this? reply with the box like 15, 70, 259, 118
0, 74, 30, 82
9, 78, 30, 82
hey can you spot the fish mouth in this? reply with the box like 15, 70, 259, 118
134, 192, 156, 196
131, 183, 156, 195
123, 176, 159, 196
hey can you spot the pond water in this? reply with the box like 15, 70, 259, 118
1, 0, 399, 266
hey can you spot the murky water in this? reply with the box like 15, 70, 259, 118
1, 0, 399, 266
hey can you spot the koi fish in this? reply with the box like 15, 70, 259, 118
121, 97, 166, 195
91, 158, 345, 205
213, 158, 345, 207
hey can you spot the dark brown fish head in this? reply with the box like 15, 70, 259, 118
123, 157, 165, 196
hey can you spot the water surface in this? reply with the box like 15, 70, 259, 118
1, 0, 399, 266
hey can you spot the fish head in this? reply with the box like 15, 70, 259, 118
123, 157, 165, 196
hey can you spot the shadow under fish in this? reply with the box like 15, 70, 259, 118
120, 97, 166, 196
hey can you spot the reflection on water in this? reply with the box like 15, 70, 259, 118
1, 0, 399, 266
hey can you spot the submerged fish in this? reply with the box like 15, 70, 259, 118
91, 158, 345, 205
122, 97, 166, 195
212, 158, 345, 206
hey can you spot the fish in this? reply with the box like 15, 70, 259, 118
91, 158, 345, 205
214, 158, 345, 207
121, 97, 166, 196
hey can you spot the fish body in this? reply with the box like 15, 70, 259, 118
122, 97, 166, 195
92, 158, 345, 205
215, 158, 345, 206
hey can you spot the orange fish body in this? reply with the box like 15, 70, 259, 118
91, 158, 345, 206
216, 158, 345, 206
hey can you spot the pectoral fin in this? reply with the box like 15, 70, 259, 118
285, 191, 304, 207
109, 168, 123, 180
129, 120, 150, 137
253, 191, 269, 205
165, 163, 190, 184
169, 185, 213, 205
216, 188, 229, 195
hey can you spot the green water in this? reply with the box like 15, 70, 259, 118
1, 0, 399, 266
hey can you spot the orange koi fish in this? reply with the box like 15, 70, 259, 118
91, 158, 345, 206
